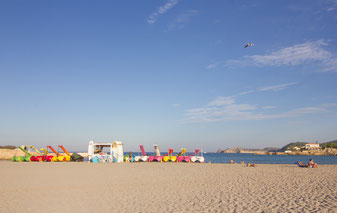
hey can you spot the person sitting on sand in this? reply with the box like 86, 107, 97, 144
309, 159, 318, 168
296, 160, 318, 168
230, 159, 234, 164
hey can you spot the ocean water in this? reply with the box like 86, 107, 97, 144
202, 153, 337, 165
85, 152, 337, 165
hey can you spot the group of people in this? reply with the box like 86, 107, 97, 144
229, 159, 256, 167
229, 158, 318, 168
297, 159, 318, 168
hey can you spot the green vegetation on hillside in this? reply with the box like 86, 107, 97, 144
281, 140, 337, 151
281, 142, 307, 151
321, 141, 337, 149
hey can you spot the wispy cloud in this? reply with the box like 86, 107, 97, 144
238, 90, 254, 95
288, 1, 337, 15
320, 58, 337, 72
262, 106, 277, 109
171, 103, 181, 108
234, 82, 297, 96
183, 102, 257, 123
147, 0, 179, 24
180, 83, 336, 123
247, 40, 330, 66
208, 96, 235, 106
207, 40, 337, 72
206, 59, 246, 70
182, 97, 336, 123
167, 10, 199, 31
259, 82, 297, 92
206, 62, 219, 70
326, 0, 337, 11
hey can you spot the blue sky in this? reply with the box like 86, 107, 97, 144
1, 0, 337, 152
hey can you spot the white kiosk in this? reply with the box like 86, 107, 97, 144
88, 140, 124, 163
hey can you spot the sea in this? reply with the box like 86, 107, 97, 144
202, 153, 337, 165
120, 152, 337, 165
83, 151, 337, 165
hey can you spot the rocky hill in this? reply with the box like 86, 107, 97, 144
217, 147, 279, 154
281, 140, 337, 151
217, 139, 337, 154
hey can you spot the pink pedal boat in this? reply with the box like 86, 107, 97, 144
149, 144, 163, 162
176, 148, 190, 162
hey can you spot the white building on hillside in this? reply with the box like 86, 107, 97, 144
305, 143, 320, 150
292, 146, 301, 151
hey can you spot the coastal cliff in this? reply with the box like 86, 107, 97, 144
262, 149, 337, 156
217, 147, 277, 154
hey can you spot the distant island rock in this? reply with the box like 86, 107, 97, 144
217, 147, 279, 154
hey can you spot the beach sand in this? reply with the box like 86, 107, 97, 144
0, 162, 336, 213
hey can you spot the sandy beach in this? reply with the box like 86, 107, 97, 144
0, 162, 336, 213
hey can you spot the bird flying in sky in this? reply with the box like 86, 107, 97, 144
244, 43, 254, 48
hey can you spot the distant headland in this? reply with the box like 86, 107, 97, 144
217, 140, 337, 156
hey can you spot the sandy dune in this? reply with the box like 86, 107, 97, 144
0, 162, 336, 213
